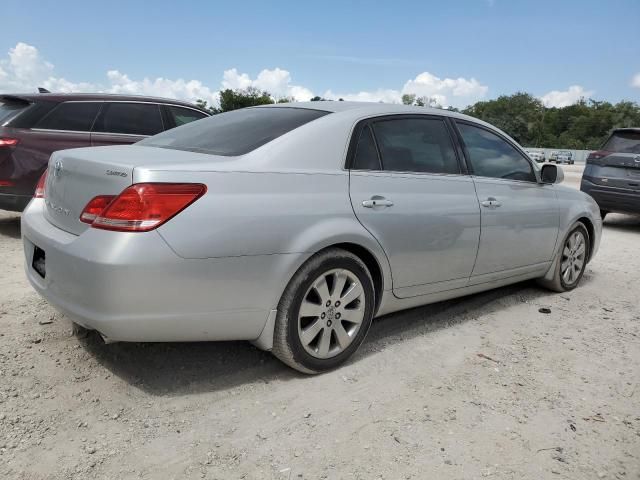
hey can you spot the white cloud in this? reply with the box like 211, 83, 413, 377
631, 72, 640, 88
540, 85, 594, 108
0, 42, 219, 105
324, 72, 489, 108
0, 42, 486, 109
222, 67, 314, 101
401, 72, 488, 107
323, 88, 402, 103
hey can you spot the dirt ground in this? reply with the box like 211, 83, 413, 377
1, 166, 638, 479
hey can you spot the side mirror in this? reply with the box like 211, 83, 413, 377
541, 163, 564, 184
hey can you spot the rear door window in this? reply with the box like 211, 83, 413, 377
166, 106, 208, 127
94, 102, 163, 136
371, 117, 460, 174
0, 100, 30, 123
34, 102, 101, 132
352, 125, 382, 170
603, 131, 640, 154
139, 107, 329, 156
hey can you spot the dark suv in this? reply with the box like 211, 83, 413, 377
0, 93, 209, 211
581, 128, 640, 218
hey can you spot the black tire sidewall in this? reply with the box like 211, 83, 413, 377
559, 223, 590, 291
285, 256, 374, 372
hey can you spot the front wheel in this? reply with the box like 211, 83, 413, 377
272, 248, 375, 374
538, 222, 590, 292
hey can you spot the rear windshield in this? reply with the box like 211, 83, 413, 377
603, 131, 640, 154
139, 107, 330, 156
0, 101, 29, 123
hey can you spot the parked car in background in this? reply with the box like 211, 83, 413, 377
22, 102, 601, 373
525, 149, 546, 163
550, 150, 574, 164
581, 127, 640, 218
0, 93, 209, 211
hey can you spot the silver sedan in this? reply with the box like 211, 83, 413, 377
22, 102, 602, 373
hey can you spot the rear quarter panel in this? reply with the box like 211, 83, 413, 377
146, 169, 393, 290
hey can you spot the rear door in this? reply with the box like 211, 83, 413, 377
348, 115, 480, 298
91, 102, 164, 146
454, 121, 559, 281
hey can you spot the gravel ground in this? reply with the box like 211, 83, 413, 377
0, 167, 638, 479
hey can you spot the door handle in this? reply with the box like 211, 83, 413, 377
481, 197, 501, 208
362, 197, 394, 208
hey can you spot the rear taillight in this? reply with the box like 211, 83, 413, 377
86, 183, 206, 232
587, 150, 611, 160
0, 138, 19, 147
34, 169, 48, 198
80, 195, 116, 224
0, 180, 14, 187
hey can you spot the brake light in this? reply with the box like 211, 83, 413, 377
587, 150, 611, 160
0, 180, 14, 187
34, 169, 48, 198
80, 195, 116, 223
89, 183, 206, 232
0, 138, 19, 147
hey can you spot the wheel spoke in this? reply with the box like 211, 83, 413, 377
341, 282, 363, 306
334, 322, 351, 350
563, 265, 573, 283
316, 328, 331, 357
332, 270, 348, 300
299, 300, 323, 318
574, 258, 584, 271
561, 258, 571, 272
341, 306, 365, 325
300, 320, 324, 346
563, 246, 571, 257
575, 244, 585, 258
313, 276, 331, 304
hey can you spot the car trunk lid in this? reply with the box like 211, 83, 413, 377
44, 149, 133, 235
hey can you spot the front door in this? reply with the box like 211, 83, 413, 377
348, 115, 481, 298
455, 121, 559, 281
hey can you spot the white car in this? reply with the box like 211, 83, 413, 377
526, 150, 546, 163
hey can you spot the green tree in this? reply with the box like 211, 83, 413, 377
218, 87, 274, 112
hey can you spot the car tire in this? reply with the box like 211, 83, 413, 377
537, 222, 590, 293
272, 248, 375, 374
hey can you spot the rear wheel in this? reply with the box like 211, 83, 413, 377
538, 222, 590, 292
272, 248, 375, 374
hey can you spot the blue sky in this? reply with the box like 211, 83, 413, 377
1, 0, 638, 108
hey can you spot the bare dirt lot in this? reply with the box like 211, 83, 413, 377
1, 167, 639, 479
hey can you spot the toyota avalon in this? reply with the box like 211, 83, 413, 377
22, 102, 602, 373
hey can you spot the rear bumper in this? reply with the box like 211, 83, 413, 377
0, 192, 31, 212
22, 199, 304, 343
580, 178, 640, 214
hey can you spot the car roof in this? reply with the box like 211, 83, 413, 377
262, 100, 463, 116
0, 92, 207, 112
612, 127, 640, 133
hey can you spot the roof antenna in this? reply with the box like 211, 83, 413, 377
38, 87, 51, 93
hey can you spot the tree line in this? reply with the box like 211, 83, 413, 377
197, 89, 640, 150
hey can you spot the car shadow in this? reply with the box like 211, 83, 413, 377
80, 279, 553, 397
0, 213, 21, 239
603, 213, 640, 233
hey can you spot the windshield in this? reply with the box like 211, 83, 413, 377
603, 131, 640, 154
139, 107, 330, 156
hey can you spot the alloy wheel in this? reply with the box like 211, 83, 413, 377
561, 230, 586, 285
297, 268, 366, 359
